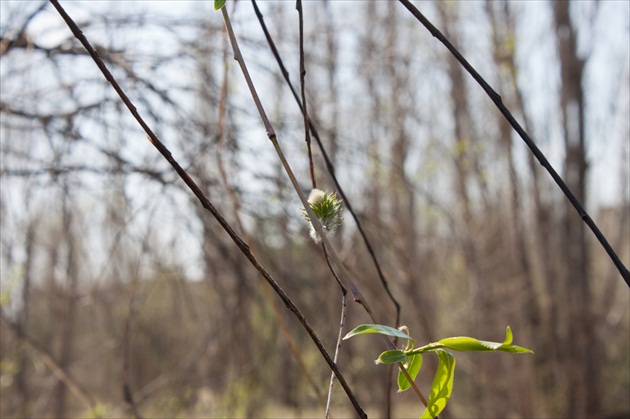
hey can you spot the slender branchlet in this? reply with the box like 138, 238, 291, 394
296, 0, 316, 190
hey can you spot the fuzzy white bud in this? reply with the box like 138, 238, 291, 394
308, 188, 326, 205
303, 188, 343, 244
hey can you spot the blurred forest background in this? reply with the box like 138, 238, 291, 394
1, 1, 628, 418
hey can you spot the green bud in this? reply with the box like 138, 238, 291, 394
303, 188, 343, 243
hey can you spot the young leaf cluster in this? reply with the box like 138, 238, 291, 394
344, 324, 533, 419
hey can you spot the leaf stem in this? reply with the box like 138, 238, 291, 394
399, 361, 429, 407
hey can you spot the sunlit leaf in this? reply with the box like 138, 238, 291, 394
376, 350, 408, 365
496, 344, 533, 354
343, 324, 412, 340
420, 350, 455, 419
438, 327, 533, 354
398, 353, 423, 392
503, 326, 513, 345
214, 0, 226, 11
439, 336, 502, 352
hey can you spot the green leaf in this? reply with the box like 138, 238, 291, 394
438, 327, 533, 354
503, 326, 513, 345
214, 0, 226, 11
398, 353, 423, 392
438, 336, 502, 352
343, 324, 412, 341
420, 350, 456, 419
376, 350, 408, 365
496, 344, 533, 354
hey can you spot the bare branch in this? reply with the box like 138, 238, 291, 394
398, 0, 630, 286
250, 0, 401, 329
296, 0, 316, 189
48, 1, 364, 416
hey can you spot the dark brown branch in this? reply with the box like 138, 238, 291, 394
398, 0, 630, 286
48, 1, 365, 417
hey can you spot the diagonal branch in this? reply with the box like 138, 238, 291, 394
48, 1, 365, 418
250, 0, 401, 327
215, 31, 326, 404
249, 1, 429, 408
398, 0, 630, 286
222, 5, 428, 410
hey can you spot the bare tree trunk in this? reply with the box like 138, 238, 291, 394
362, 1, 384, 232
437, 1, 485, 316
486, 0, 537, 314
484, 5, 530, 417
14, 222, 35, 417
52, 185, 80, 418
437, 3, 497, 415
552, 2, 599, 417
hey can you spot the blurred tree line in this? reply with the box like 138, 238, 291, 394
0, 1, 628, 418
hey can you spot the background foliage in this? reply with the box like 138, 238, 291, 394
1, 1, 628, 418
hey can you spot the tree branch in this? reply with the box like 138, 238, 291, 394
398, 0, 630, 286
296, 0, 316, 189
250, 0, 401, 328
48, 1, 365, 417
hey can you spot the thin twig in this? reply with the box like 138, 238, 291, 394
322, 245, 348, 417
398, 0, 630, 286
221, 4, 427, 412
326, 291, 347, 419
215, 31, 247, 237
221, 5, 357, 307
242, 5, 428, 407
250, 0, 401, 328
296, 0, 316, 189
297, 15, 348, 408
215, 29, 325, 405
49, 2, 365, 417
267, 280, 327, 405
